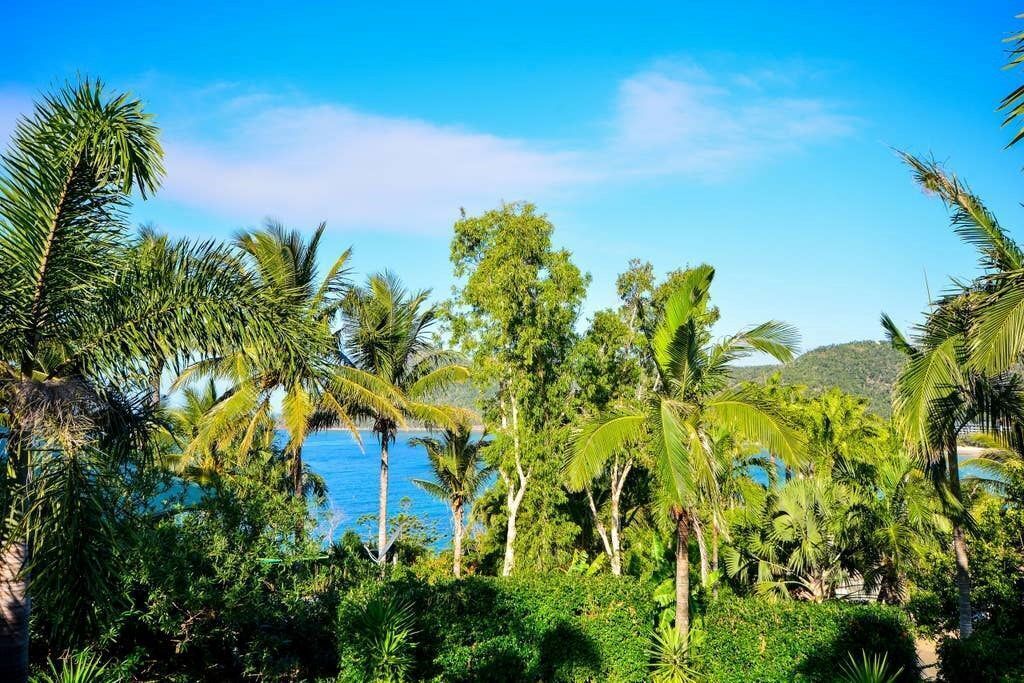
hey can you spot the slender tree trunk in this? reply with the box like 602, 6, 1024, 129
292, 445, 303, 498
947, 441, 972, 637
1, 429, 30, 683
291, 444, 305, 541
453, 499, 464, 578
502, 468, 527, 576
675, 510, 691, 638
693, 515, 709, 588
610, 460, 631, 576
501, 393, 527, 576
711, 517, 720, 598
378, 439, 390, 563
586, 487, 613, 562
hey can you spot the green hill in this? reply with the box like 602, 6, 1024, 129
731, 340, 906, 416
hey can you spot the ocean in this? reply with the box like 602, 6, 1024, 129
302, 429, 455, 543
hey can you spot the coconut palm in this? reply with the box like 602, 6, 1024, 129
568, 265, 802, 637
0, 81, 271, 682
410, 426, 491, 577
178, 222, 401, 499
340, 272, 469, 563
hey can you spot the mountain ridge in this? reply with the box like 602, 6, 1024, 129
730, 340, 905, 416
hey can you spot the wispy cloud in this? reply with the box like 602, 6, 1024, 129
609, 62, 857, 178
161, 98, 590, 233
0, 62, 857, 232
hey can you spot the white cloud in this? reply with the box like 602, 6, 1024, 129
609, 65, 857, 178
0, 62, 857, 233
161, 102, 590, 233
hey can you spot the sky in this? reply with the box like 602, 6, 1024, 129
4, 1, 1024, 353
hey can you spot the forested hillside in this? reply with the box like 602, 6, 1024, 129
731, 340, 905, 415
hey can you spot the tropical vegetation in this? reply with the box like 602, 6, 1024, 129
2, 17, 1024, 683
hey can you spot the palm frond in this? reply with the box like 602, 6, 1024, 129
566, 409, 647, 490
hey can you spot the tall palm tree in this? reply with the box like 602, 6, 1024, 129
883, 153, 1024, 636
0, 81, 270, 682
178, 222, 400, 499
410, 426, 491, 577
341, 272, 469, 563
568, 266, 802, 638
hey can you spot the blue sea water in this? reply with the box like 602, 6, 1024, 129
302, 429, 454, 542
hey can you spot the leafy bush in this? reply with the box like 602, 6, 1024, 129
937, 619, 1024, 682
337, 573, 656, 682
696, 596, 918, 682
106, 473, 345, 681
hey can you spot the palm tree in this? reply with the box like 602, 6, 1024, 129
341, 272, 469, 564
179, 222, 400, 499
569, 265, 802, 637
410, 426, 491, 576
0, 81, 269, 682
882, 153, 1024, 636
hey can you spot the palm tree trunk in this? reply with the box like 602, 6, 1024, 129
711, 518, 720, 598
1, 429, 30, 683
378, 439, 389, 563
675, 509, 691, 638
291, 444, 305, 541
947, 441, 972, 637
292, 444, 304, 498
693, 515, 709, 588
0, 541, 29, 683
453, 499, 464, 578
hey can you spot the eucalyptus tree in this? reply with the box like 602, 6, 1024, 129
341, 272, 469, 563
882, 153, 1024, 636
569, 265, 802, 637
410, 426, 492, 576
0, 81, 271, 681
563, 306, 646, 575
449, 202, 588, 576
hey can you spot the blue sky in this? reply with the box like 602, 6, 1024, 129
5, 1, 1024, 352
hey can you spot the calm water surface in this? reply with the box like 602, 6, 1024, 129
302, 429, 454, 542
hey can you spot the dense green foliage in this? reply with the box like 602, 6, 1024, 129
337, 574, 656, 682
696, 596, 917, 683
937, 619, 1024, 683
6, 20, 1024, 680
731, 341, 906, 416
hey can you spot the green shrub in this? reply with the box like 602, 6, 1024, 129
937, 620, 1024, 682
337, 573, 656, 682
696, 596, 918, 682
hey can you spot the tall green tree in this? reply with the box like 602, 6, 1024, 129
883, 153, 1024, 636
562, 261, 654, 575
449, 202, 588, 575
410, 426, 492, 577
569, 265, 802, 637
340, 272, 469, 562
0, 81, 269, 681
